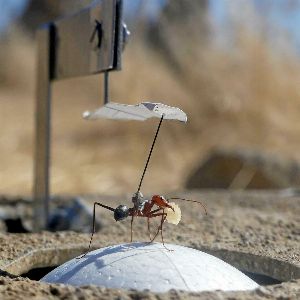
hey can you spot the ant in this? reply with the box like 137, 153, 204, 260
79, 192, 207, 257
79, 114, 207, 258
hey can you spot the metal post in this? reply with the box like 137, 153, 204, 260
104, 72, 109, 104
33, 1, 124, 231
33, 25, 53, 231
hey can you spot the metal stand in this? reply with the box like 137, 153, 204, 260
34, 25, 53, 230
33, 0, 126, 231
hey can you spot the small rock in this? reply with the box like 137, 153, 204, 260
186, 149, 300, 189
48, 197, 102, 233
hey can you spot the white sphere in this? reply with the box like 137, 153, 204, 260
40, 243, 259, 293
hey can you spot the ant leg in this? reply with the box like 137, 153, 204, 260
147, 212, 167, 243
149, 225, 160, 243
130, 215, 134, 242
147, 217, 152, 240
77, 202, 97, 259
146, 210, 163, 241
159, 214, 172, 251
149, 212, 172, 251
146, 207, 163, 242
155, 210, 168, 249
77, 202, 115, 259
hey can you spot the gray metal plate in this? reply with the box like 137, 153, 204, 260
52, 0, 122, 80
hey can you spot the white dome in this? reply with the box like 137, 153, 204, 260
40, 243, 259, 293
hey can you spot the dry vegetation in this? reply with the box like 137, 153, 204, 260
1, 2, 300, 196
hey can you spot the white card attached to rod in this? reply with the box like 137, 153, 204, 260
83, 102, 187, 122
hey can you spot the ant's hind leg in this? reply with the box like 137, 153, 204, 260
77, 201, 115, 259
77, 202, 97, 259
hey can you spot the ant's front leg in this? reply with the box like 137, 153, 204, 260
149, 211, 172, 251
146, 207, 162, 241
148, 211, 167, 243
159, 214, 169, 250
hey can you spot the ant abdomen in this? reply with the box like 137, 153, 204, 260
114, 205, 129, 221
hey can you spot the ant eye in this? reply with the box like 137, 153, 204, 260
114, 205, 129, 221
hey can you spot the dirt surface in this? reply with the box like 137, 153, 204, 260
0, 190, 299, 299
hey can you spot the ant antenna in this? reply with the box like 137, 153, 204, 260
137, 114, 164, 193
167, 197, 208, 215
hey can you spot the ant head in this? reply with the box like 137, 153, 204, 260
114, 205, 129, 221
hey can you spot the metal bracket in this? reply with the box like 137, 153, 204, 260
33, 0, 125, 231
52, 0, 123, 80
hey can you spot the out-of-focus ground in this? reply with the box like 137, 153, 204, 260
1, 1, 300, 196
0, 191, 299, 299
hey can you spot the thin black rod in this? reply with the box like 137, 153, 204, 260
137, 115, 164, 193
104, 71, 109, 104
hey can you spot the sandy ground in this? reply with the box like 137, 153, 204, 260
0, 190, 299, 299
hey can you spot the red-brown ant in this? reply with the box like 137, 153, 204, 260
79, 192, 207, 257
79, 114, 207, 258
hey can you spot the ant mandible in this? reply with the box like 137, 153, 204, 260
79, 114, 207, 258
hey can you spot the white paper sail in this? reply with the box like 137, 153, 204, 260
83, 102, 187, 122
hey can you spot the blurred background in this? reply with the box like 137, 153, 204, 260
1, 0, 300, 197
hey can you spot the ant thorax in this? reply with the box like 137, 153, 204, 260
132, 191, 149, 211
